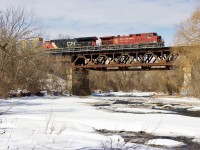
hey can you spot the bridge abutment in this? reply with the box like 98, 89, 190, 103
66, 67, 90, 96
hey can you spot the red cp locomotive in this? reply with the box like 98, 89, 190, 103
100, 32, 164, 46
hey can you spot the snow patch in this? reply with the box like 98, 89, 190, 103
193, 137, 200, 144
187, 107, 200, 112
145, 139, 185, 147
92, 91, 155, 97
114, 107, 176, 114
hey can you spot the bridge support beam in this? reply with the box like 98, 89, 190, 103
66, 67, 90, 96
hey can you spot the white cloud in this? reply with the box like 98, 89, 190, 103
0, 0, 196, 45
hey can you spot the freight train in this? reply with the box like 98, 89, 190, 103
42, 32, 164, 49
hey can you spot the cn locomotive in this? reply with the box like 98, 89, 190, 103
43, 37, 98, 49
42, 32, 164, 49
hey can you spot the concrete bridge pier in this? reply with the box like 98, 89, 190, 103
66, 67, 91, 96
73, 69, 91, 96
181, 65, 192, 96
66, 66, 73, 94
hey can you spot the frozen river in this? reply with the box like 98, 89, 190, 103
0, 93, 200, 149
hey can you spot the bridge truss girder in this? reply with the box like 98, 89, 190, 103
68, 49, 177, 71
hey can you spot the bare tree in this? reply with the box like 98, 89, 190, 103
0, 7, 65, 97
57, 34, 71, 39
89, 71, 147, 92
174, 4, 200, 96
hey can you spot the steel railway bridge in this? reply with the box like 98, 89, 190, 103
48, 45, 178, 95
49, 45, 177, 71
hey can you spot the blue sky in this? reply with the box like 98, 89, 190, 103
0, 0, 196, 46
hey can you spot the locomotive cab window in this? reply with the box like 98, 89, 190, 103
136, 34, 141, 36
147, 33, 153, 37
153, 33, 157, 36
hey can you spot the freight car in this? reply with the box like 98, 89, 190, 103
100, 32, 164, 46
43, 36, 98, 49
